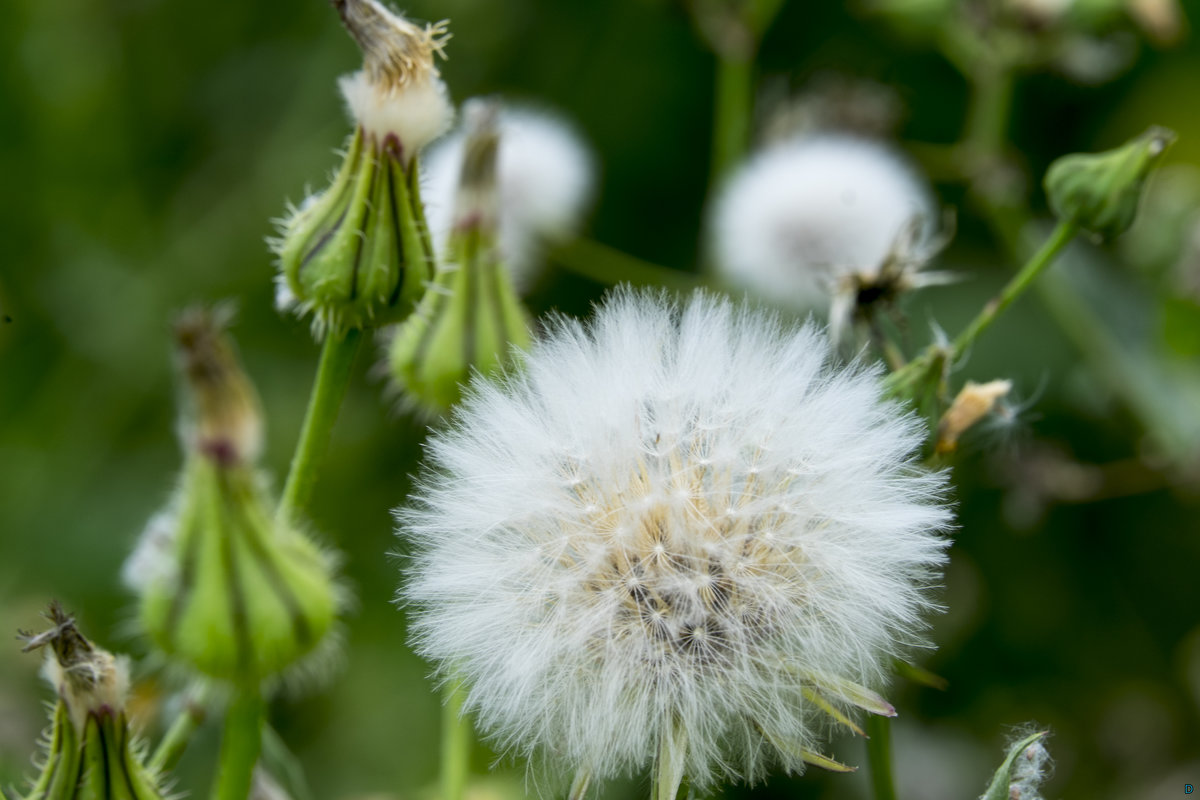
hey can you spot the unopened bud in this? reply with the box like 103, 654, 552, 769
132, 315, 342, 686
274, 0, 453, 336
389, 100, 532, 415
15, 604, 169, 800
1045, 126, 1176, 239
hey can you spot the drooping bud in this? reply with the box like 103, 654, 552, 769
1044, 126, 1176, 239
131, 310, 341, 686
273, 0, 453, 336
14, 603, 169, 800
388, 99, 532, 416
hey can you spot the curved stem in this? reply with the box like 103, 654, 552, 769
212, 689, 265, 800
150, 686, 209, 774
551, 238, 718, 293
865, 715, 897, 800
440, 678, 470, 800
950, 220, 1078, 359
277, 328, 362, 523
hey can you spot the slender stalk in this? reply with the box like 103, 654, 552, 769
277, 328, 363, 522
864, 715, 897, 800
212, 690, 265, 800
150, 688, 208, 774
711, 54, 754, 187
441, 678, 470, 800
551, 238, 716, 293
964, 66, 1015, 160
950, 220, 1078, 359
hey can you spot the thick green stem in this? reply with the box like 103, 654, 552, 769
150, 688, 208, 774
441, 678, 470, 800
950, 220, 1078, 359
277, 328, 362, 523
711, 55, 754, 186
865, 715, 897, 800
212, 690, 265, 800
551, 238, 716, 293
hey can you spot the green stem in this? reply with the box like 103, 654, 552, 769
551, 238, 717, 293
964, 66, 1015, 160
277, 328, 362, 523
150, 688, 208, 774
950, 220, 1078, 359
212, 690, 265, 800
711, 54, 754, 186
865, 715, 897, 800
441, 678, 470, 800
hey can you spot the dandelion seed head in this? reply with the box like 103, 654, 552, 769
711, 135, 936, 308
401, 290, 951, 792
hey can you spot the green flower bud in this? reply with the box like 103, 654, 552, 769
14, 604, 168, 800
129, 310, 341, 687
1044, 126, 1176, 239
274, 0, 453, 336
389, 100, 532, 415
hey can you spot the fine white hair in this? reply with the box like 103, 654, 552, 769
339, 70, 453, 157
710, 135, 936, 307
421, 103, 595, 291
400, 289, 951, 793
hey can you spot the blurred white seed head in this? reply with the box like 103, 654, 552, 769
402, 289, 951, 793
422, 101, 595, 291
710, 135, 938, 309
334, 0, 453, 155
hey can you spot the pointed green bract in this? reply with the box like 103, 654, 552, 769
276, 128, 434, 335
389, 224, 531, 415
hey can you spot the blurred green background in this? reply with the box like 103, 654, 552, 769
3, 0, 1200, 798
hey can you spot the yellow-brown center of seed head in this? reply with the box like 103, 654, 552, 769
560, 430, 804, 668
333, 0, 449, 91
173, 307, 263, 467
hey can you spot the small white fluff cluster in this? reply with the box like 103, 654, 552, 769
1008, 738, 1053, 800
422, 103, 595, 290
402, 289, 951, 792
710, 135, 936, 307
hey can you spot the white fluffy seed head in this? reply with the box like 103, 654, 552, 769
422, 102, 595, 291
401, 289, 951, 792
710, 135, 936, 308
